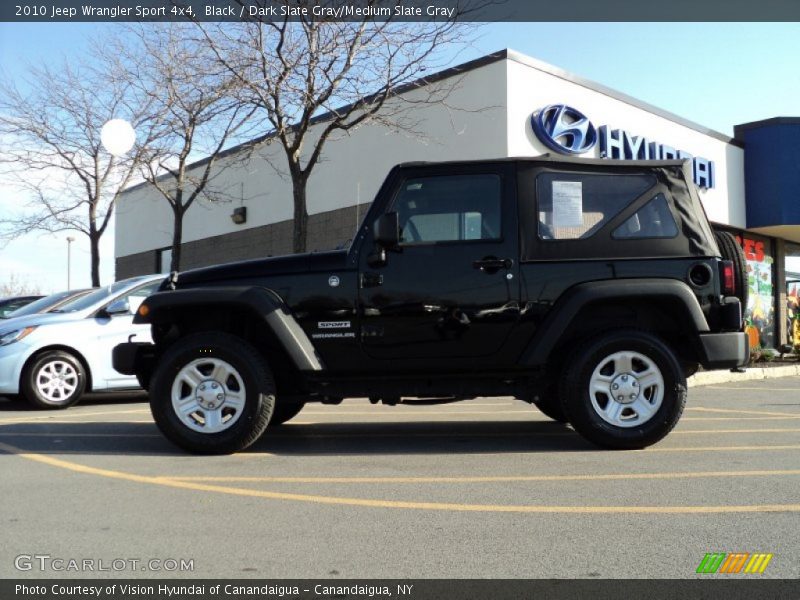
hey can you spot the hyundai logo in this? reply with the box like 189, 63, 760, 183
532, 104, 598, 155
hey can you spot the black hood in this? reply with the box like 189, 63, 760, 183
175, 250, 349, 287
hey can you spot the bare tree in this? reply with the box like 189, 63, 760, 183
202, 7, 472, 253
112, 25, 258, 272
0, 51, 156, 286
0, 274, 41, 297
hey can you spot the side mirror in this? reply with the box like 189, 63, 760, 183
105, 298, 131, 316
373, 212, 400, 249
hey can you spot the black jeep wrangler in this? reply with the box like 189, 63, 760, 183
113, 156, 748, 454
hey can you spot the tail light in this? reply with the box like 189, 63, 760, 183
720, 260, 735, 296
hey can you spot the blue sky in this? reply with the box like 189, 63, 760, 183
1, 22, 799, 291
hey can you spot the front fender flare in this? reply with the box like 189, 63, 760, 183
135, 287, 323, 371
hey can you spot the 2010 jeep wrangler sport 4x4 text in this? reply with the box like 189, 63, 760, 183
113, 156, 749, 454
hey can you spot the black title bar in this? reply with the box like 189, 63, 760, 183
2, 0, 800, 22
4, 579, 800, 600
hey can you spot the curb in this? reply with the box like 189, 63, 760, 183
688, 364, 800, 387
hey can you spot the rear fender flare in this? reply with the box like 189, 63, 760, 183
520, 279, 709, 366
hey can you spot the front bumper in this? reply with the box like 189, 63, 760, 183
698, 332, 749, 369
0, 341, 34, 394
112, 342, 156, 377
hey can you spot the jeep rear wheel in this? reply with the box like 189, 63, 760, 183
561, 330, 686, 449
149, 332, 275, 454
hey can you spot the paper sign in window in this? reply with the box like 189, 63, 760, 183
552, 181, 583, 228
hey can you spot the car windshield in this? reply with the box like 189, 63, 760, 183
2, 290, 88, 319
54, 278, 152, 313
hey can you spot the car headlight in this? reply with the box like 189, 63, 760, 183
0, 326, 37, 346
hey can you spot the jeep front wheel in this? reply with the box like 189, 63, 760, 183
149, 332, 275, 454
561, 330, 686, 449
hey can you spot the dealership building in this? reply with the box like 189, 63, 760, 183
115, 49, 800, 350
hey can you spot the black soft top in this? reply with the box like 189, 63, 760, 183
509, 157, 718, 260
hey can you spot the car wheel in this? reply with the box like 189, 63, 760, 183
268, 398, 306, 427
149, 332, 275, 454
22, 350, 87, 409
560, 330, 686, 449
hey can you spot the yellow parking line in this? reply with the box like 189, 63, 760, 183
682, 416, 800, 421
262, 430, 800, 441
319, 403, 517, 408
0, 409, 149, 425
0, 420, 153, 426
0, 432, 162, 438
301, 410, 531, 416
686, 407, 800, 417
706, 386, 800, 391
0, 440, 798, 514
647, 444, 800, 453
0, 426, 795, 443
672, 428, 800, 434
162, 469, 800, 484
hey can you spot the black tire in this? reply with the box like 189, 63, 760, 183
714, 230, 748, 311
268, 398, 306, 427
533, 392, 568, 423
21, 350, 87, 409
560, 330, 686, 449
149, 332, 275, 454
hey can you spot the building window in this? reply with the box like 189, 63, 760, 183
157, 247, 173, 274
785, 243, 800, 349
734, 233, 775, 349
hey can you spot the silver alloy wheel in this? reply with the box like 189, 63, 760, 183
588, 350, 664, 428
170, 358, 246, 434
35, 360, 79, 404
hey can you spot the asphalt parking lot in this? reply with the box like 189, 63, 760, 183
1, 377, 799, 580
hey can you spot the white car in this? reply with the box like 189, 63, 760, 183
0, 275, 165, 408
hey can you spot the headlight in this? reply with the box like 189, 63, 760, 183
0, 326, 37, 346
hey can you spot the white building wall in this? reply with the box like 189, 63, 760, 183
115, 60, 508, 259
504, 53, 746, 228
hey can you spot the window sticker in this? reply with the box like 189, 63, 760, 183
552, 181, 583, 228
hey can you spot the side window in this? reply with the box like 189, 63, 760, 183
392, 174, 501, 244
612, 193, 678, 239
537, 172, 655, 240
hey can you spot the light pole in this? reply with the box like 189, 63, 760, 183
66, 236, 75, 289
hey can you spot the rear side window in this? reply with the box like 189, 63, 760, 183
392, 174, 501, 244
537, 172, 655, 240
613, 193, 678, 239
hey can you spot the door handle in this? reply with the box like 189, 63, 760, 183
361, 272, 384, 288
473, 257, 513, 273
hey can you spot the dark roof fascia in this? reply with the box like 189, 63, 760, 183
734, 117, 800, 138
